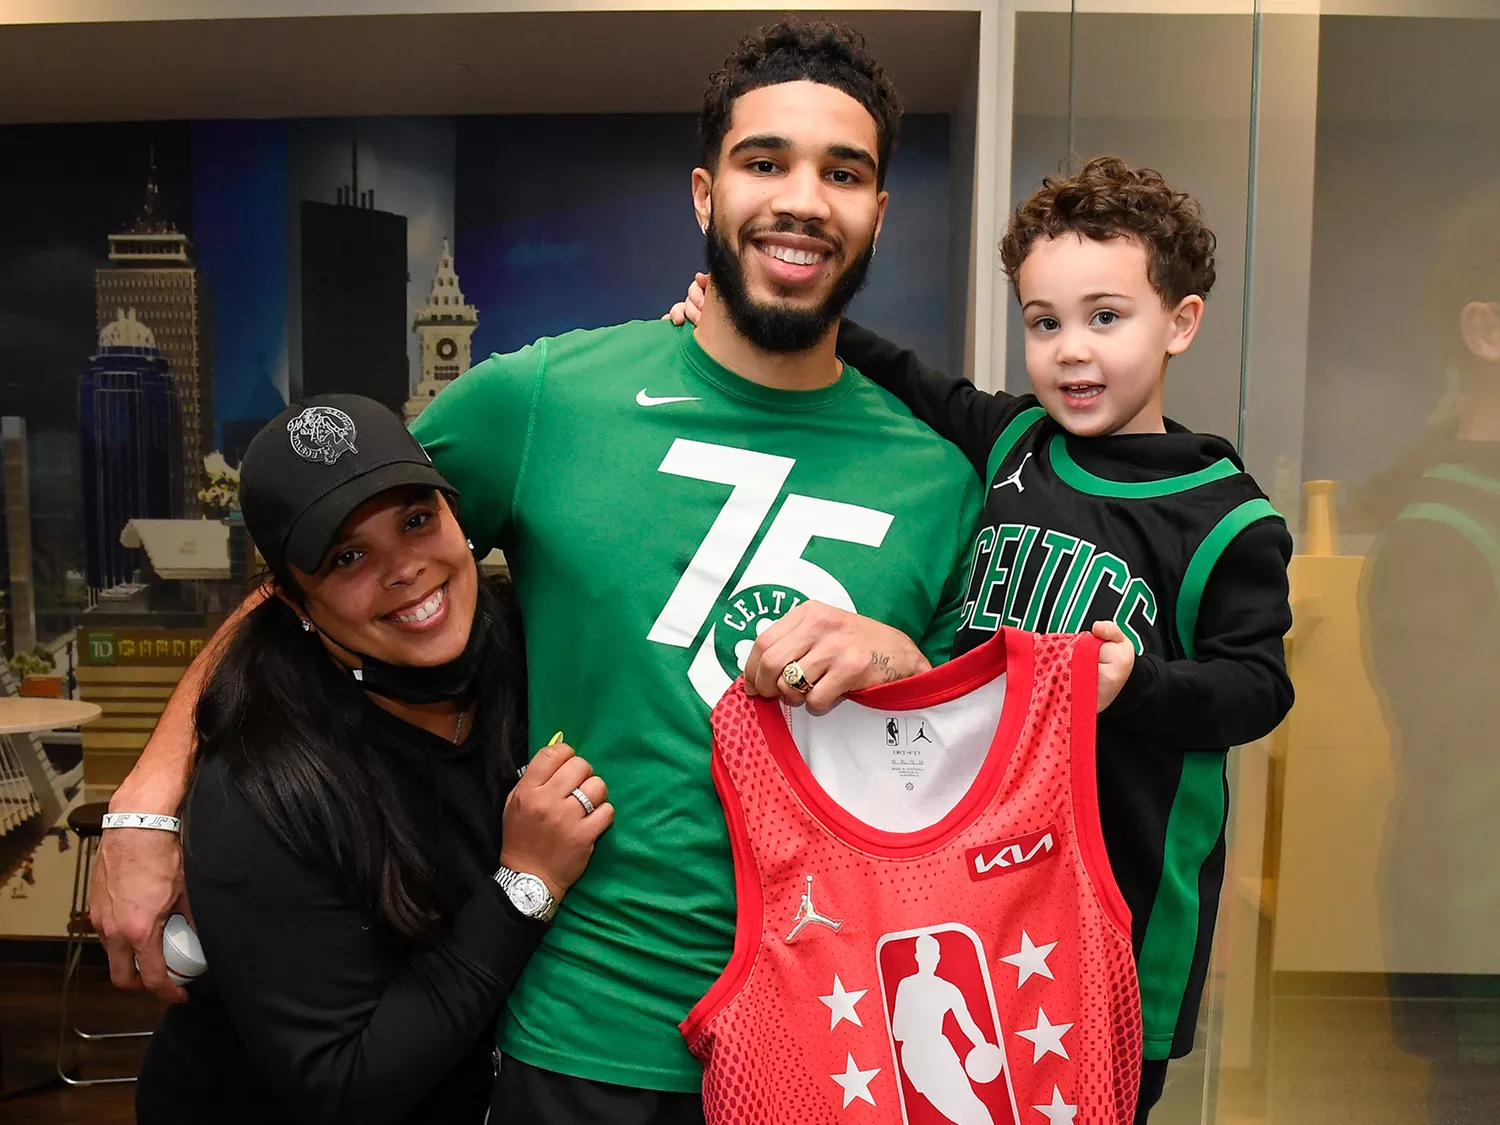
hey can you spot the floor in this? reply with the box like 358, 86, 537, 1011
3, 952, 1498, 1125
2, 960, 164, 1125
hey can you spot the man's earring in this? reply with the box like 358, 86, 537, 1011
699, 220, 707, 234
301, 619, 313, 634
467, 538, 475, 551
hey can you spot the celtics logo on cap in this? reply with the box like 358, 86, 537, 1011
712, 582, 811, 679
287, 406, 359, 465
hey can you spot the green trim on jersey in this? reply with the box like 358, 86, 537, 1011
1137, 496, 1283, 1056
1176, 498, 1283, 657
1426, 462, 1500, 497
1398, 465, 1500, 596
1393, 503, 1500, 600
984, 406, 1047, 484
1049, 434, 1240, 499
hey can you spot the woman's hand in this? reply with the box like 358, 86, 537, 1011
498, 741, 613, 902
663, 272, 709, 326
742, 601, 932, 715
1092, 620, 1136, 713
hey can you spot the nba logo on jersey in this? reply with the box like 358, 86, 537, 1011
877, 924, 1020, 1125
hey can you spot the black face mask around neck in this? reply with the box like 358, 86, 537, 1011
312, 610, 490, 706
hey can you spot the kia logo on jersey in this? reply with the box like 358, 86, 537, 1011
876, 924, 1021, 1125
965, 827, 1058, 882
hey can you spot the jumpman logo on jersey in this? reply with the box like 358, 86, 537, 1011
912, 722, 933, 744
785, 874, 843, 943
992, 453, 1033, 493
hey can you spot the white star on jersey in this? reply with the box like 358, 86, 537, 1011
1015, 1008, 1073, 1063
1032, 1085, 1078, 1124
1000, 931, 1057, 988
830, 1053, 881, 1109
819, 975, 868, 1030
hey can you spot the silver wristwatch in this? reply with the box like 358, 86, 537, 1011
494, 866, 558, 922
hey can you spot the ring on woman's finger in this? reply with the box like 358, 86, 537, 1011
570, 787, 596, 816
781, 659, 813, 694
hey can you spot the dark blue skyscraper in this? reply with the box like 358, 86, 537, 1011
300, 143, 409, 414
79, 309, 183, 591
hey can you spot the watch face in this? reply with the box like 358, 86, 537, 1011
508, 874, 549, 915
436, 337, 458, 361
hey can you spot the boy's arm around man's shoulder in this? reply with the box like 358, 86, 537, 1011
1103, 517, 1294, 750
837, 320, 1030, 480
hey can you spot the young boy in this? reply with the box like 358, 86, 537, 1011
672, 155, 1294, 1121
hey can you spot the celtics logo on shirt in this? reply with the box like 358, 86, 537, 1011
643, 438, 896, 707
712, 582, 811, 680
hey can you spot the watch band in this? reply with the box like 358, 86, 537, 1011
493, 867, 559, 922
101, 813, 181, 833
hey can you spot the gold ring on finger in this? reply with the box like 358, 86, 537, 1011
781, 660, 813, 694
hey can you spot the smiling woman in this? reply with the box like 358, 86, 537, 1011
133, 395, 615, 1125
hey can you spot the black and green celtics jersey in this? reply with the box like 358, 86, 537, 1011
412, 319, 981, 1089
1360, 443, 1500, 987
837, 321, 1294, 1061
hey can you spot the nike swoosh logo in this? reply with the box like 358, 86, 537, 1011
636, 389, 701, 407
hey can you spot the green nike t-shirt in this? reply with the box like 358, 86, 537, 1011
412, 319, 981, 1090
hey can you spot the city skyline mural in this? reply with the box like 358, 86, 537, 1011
0, 110, 954, 649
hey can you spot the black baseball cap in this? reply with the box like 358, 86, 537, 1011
240, 394, 455, 575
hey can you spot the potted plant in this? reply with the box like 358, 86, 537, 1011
12, 647, 62, 698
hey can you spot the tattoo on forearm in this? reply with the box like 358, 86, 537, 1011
870, 651, 900, 683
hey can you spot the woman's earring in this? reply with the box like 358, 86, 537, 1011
466, 538, 475, 551
301, 619, 312, 634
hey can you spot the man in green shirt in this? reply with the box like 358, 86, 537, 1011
89, 19, 979, 1123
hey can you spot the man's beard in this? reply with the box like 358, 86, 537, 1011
704, 216, 875, 354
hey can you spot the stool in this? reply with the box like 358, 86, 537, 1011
56, 801, 152, 1085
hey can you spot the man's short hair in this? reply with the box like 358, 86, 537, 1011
1001, 156, 1218, 307
699, 18, 903, 190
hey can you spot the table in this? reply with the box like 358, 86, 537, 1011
0, 699, 102, 735
0, 697, 103, 1101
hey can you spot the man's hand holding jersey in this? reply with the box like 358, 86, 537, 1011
743, 601, 1135, 714
742, 601, 933, 715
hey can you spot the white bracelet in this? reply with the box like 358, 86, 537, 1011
101, 812, 181, 833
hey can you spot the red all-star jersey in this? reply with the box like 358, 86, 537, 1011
682, 630, 1142, 1125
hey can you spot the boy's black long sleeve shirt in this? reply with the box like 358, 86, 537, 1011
837, 319, 1293, 1060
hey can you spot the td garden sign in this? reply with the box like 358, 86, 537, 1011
80, 628, 208, 667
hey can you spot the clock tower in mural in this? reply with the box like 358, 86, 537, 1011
405, 238, 479, 424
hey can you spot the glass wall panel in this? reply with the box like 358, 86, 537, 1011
1013, 7, 1256, 1121
1237, 8, 1500, 1125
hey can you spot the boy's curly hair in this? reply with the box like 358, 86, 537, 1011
699, 19, 903, 190
1001, 156, 1217, 306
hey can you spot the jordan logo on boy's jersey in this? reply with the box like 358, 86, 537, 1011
993, 453, 1032, 493
963, 523, 1157, 654
643, 438, 895, 706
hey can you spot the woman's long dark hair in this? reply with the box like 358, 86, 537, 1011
187, 572, 528, 942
